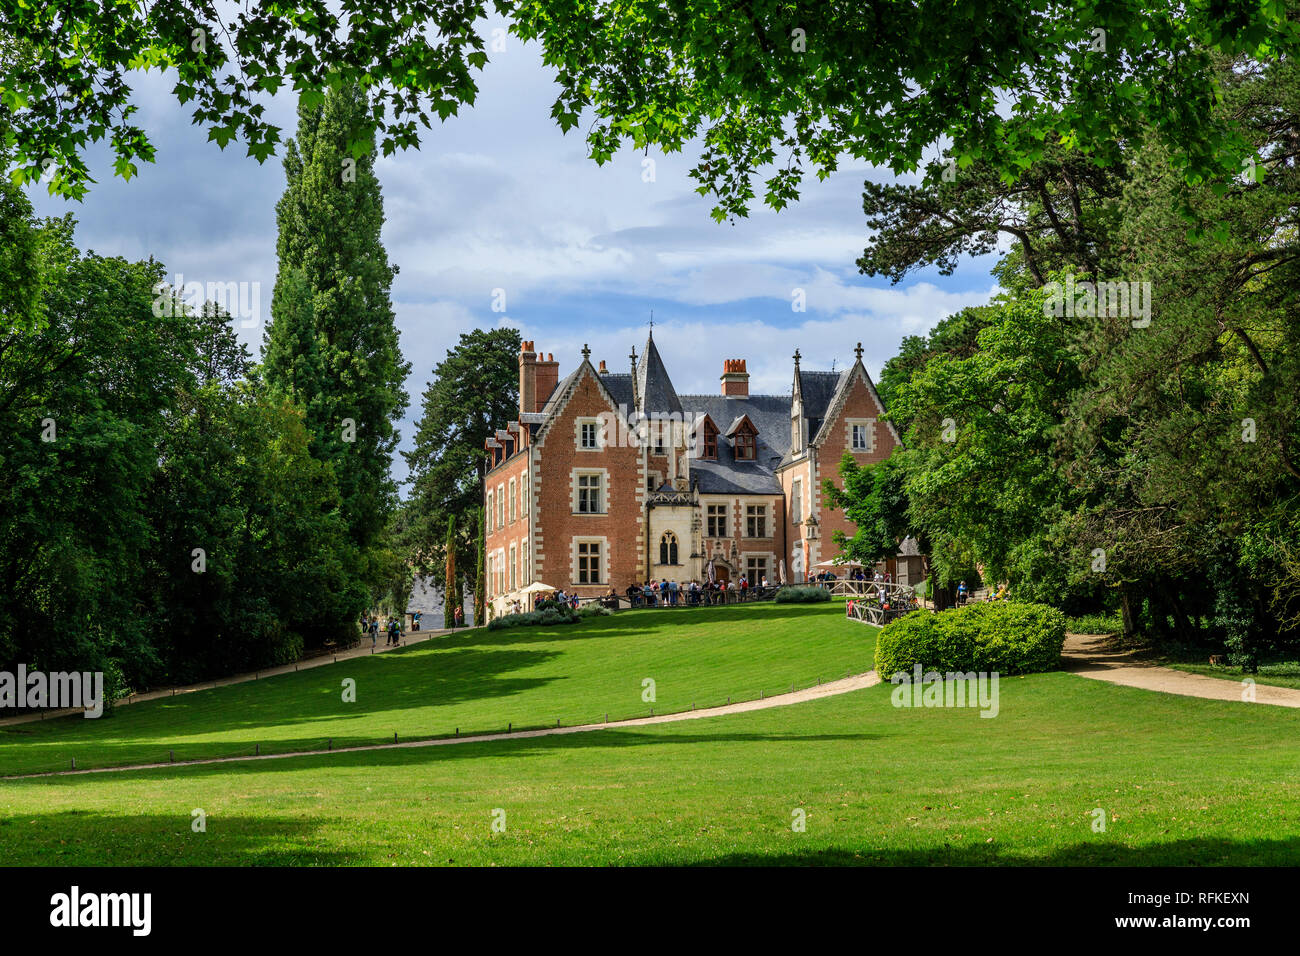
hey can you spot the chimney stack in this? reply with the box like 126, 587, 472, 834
598, 359, 608, 375
518, 340, 537, 418
533, 351, 560, 412
720, 358, 749, 397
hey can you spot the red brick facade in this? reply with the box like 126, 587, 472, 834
481, 338, 902, 616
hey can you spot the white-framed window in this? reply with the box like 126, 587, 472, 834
746, 504, 768, 538
509, 478, 516, 522
487, 553, 495, 597
520, 477, 527, 517
746, 555, 768, 582
576, 472, 604, 514
791, 479, 803, 524
509, 543, 517, 591
707, 503, 728, 537
578, 419, 600, 450
497, 483, 505, 528
577, 540, 602, 584
486, 491, 494, 533
848, 418, 875, 453
520, 541, 527, 586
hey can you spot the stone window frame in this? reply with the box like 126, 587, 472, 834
659, 531, 680, 566
508, 477, 517, 523
745, 501, 769, 539
846, 417, 875, 454
572, 536, 606, 585
706, 501, 728, 538
572, 468, 608, 515
486, 490, 494, 533
743, 552, 770, 584
575, 417, 603, 452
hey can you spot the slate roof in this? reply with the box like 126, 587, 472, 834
676, 392, 792, 495
799, 369, 850, 448
601, 372, 635, 412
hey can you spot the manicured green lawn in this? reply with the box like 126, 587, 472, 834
0, 602, 873, 775
2, 672, 1298, 865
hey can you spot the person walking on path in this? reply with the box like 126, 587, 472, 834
369, 616, 379, 647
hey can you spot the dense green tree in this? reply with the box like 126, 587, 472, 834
823, 450, 914, 567
148, 304, 360, 681
837, 41, 1300, 659
263, 84, 411, 570
859, 142, 1127, 287
403, 328, 520, 580
0, 211, 191, 684
5, 2, 1294, 201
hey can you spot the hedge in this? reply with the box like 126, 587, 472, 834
874, 601, 1067, 678
774, 585, 832, 604
486, 601, 613, 630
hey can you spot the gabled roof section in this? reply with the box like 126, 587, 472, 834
635, 333, 682, 415
799, 370, 846, 421
534, 357, 625, 444
724, 414, 757, 437
809, 360, 903, 448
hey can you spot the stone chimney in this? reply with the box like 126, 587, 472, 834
720, 358, 749, 397
518, 341, 537, 418
534, 351, 559, 412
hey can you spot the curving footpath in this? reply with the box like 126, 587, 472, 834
2, 671, 881, 780
1063, 633, 1300, 708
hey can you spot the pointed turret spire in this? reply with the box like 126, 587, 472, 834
636, 333, 681, 414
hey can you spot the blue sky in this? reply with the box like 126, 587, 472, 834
25, 25, 1001, 486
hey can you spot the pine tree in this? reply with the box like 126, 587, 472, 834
263, 84, 411, 561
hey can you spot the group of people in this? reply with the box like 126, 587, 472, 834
531, 590, 581, 611
359, 613, 405, 647
617, 576, 771, 608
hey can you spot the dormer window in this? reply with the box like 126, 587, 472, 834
699, 416, 719, 460
726, 415, 758, 461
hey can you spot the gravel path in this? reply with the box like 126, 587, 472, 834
1062, 633, 1300, 708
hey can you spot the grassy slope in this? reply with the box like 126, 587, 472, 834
2, 673, 1299, 865
0, 603, 873, 775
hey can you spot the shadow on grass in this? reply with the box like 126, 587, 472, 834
1, 811, 354, 866
0, 646, 566, 775
4, 727, 887, 786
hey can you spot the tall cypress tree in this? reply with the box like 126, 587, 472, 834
475, 506, 486, 626
263, 84, 410, 563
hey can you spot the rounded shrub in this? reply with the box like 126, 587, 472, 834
874, 601, 1067, 678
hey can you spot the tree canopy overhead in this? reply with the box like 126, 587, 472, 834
3, 1, 1297, 203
